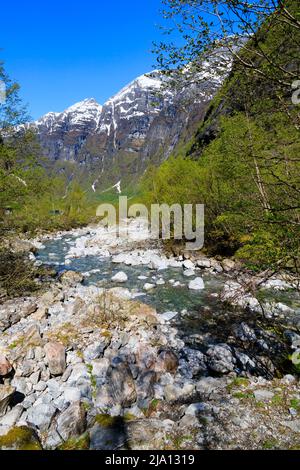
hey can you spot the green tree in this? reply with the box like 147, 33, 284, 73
0, 61, 28, 129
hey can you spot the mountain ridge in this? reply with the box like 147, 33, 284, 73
21, 61, 232, 188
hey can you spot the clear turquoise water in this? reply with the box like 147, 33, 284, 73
36, 234, 300, 349
36, 234, 224, 316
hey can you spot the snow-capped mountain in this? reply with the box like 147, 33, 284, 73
36, 99, 103, 133
23, 58, 231, 185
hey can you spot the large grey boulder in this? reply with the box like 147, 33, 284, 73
253, 390, 274, 402
44, 342, 66, 376
0, 385, 16, 417
89, 418, 127, 450
106, 363, 137, 407
26, 403, 57, 432
164, 383, 195, 402
111, 271, 128, 283
189, 277, 205, 290
83, 339, 110, 362
56, 402, 86, 441
206, 344, 236, 374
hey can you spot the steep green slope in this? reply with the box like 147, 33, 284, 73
142, 2, 300, 270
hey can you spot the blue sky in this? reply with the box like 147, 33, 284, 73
1, 0, 165, 119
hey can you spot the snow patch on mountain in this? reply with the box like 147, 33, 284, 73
18, 60, 232, 173
32, 98, 103, 133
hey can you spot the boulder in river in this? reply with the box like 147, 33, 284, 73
111, 271, 128, 283
188, 277, 205, 290
143, 283, 155, 292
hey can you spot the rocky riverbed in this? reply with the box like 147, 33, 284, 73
0, 219, 299, 450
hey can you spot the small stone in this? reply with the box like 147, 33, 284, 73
34, 381, 47, 392
0, 426, 42, 450
196, 258, 211, 269
183, 260, 195, 270
23, 324, 42, 347
26, 348, 35, 360
23, 303, 38, 316
91, 358, 110, 378
22, 395, 36, 410
67, 363, 89, 385
63, 387, 82, 403
0, 355, 13, 377
185, 403, 208, 416
253, 390, 274, 402
156, 350, 179, 374
188, 277, 205, 290
0, 384, 16, 417
40, 367, 51, 382
164, 383, 195, 402
0, 404, 23, 427
196, 377, 226, 395
61, 366, 73, 382
282, 374, 296, 384
159, 311, 178, 322
143, 283, 155, 291
222, 259, 236, 272
206, 344, 235, 374
46, 378, 62, 399
31, 306, 49, 321
10, 377, 27, 395
108, 287, 132, 300
183, 269, 195, 277
60, 270, 83, 287
44, 428, 63, 449
26, 403, 57, 432
29, 371, 40, 385
34, 347, 45, 361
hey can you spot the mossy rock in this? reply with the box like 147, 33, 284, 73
94, 414, 119, 428
0, 426, 42, 450
57, 433, 90, 450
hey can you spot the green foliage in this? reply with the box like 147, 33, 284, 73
262, 439, 278, 450
141, 108, 300, 267
0, 61, 98, 237
0, 61, 28, 128
0, 250, 41, 298
141, 157, 203, 206
144, 2, 300, 269
290, 399, 300, 411
94, 414, 118, 428
57, 433, 90, 450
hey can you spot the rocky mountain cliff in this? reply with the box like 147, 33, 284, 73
23, 59, 231, 188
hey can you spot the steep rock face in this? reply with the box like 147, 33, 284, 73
27, 99, 103, 162
23, 60, 231, 185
